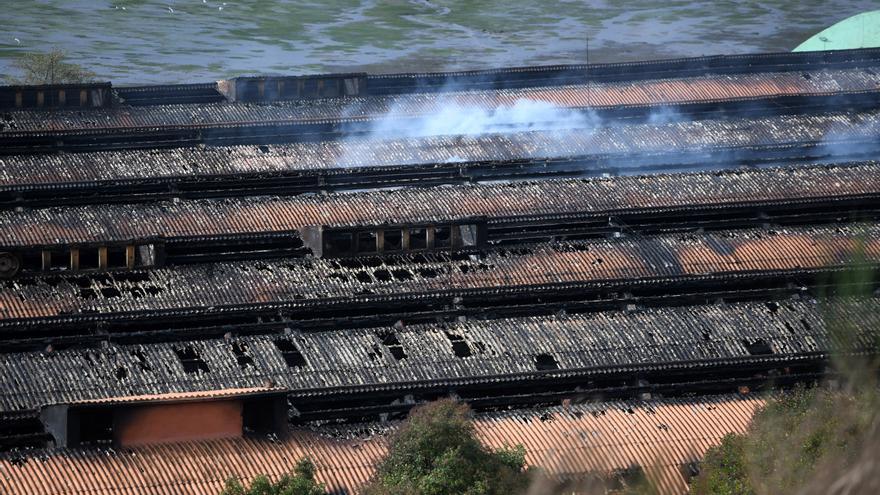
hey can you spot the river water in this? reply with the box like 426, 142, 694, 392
0, 1, 878, 84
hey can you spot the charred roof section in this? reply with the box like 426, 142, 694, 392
0, 163, 877, 249
0, 224, 877, 325
1, 109, 878, 201
2, 297, 874, 413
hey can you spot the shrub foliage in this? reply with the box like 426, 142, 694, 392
221, 458, 325, 495
364, 399, 531, 495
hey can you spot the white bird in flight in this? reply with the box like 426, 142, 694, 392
167, 6, 174, 13
13, 38, 20, 45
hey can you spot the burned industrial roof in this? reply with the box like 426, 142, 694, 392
2, 66, 879, 134
0, 224, 876, 322
0, 162, 877, 248
2, 48, 879, 495
1, 109, 879, 189
0, 394, 765, 495
3, 296, 872, 412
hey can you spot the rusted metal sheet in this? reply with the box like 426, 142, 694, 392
1, 109, 878, 186
0, 163, 876, 248
0, 394, 766, 495
1, 68, 878, 133
0, 225, 876, 321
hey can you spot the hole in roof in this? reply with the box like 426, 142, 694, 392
274, 339, 307, 368
784, 322, 796, 334
802, 73, 811, 80
174, 346, 210, 374
100, 287, 122, 298
418, 267, 439, 278
115, 367, 128, 380
355, 271, 373, 284
742, 339, 773, 356
409, 253, 430, 264
374, 269, 392, 282
765, 301, 779, 313
367, 344, 383, 362
258, 144, 270, 154
79, 288, 98, 300
144, 286, 163, 295
114, 271, 151, 283
131, 349, 151, 371
232, 341, 255, 369
378, 332, 407, 361
392, 269, 413, 281
801, 319, 812, 332
445, 333, 472, 358
535, 353, 559, 371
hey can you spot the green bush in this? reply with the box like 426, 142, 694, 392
221, 458, 325, 495
364, 399, 532, 495
691, 384, 880, 495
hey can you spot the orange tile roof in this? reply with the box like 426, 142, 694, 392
0, 394, 764, 495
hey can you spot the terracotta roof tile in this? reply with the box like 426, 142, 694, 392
0, 394, 765, 495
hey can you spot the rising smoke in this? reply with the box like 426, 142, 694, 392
364, 98, 600, 139
334, 84, 880, 170
335, 95, 603, 167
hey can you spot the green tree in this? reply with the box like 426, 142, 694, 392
221, 458, 325, 495
364, 399, 531, 495
8, 47, 96, 85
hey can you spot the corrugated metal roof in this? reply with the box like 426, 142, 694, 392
0, 224, 876, 321
1, 109, 878, 185
72, 387, 283, 405
1, 67, 878, 133
1, 297, 874, 412
0, 163, 877, 247
0, 394, 766, 495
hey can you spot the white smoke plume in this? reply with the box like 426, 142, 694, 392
365, 98, 599, 139
335, 96, 602, 167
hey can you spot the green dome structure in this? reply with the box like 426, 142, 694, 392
794, 10, 880, 51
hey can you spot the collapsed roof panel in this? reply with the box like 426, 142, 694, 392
0, 224, 876, 321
